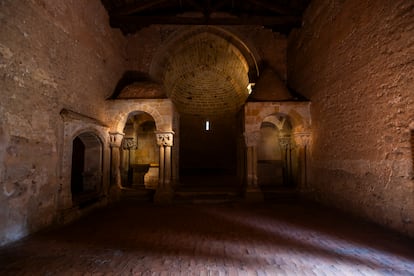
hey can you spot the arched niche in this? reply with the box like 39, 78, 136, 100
120, 111, 159, 188
71, 132, 103, 205
257, 113, 297, 188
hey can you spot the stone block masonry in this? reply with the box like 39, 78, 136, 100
288, 0, 414, 237
0, 0, 126, 246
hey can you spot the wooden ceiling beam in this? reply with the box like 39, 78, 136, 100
185, 0, 205, 12
112, 0, 170, 16
110, 14, 301, 27
245, 0, 299, 15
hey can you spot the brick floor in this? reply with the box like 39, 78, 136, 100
0, 200, 414, 275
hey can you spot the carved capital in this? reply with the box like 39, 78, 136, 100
122, 137, 137, 150
294, 132, 311, 147
155, 131, 174, 147
278, 136, 292, 149
244, 131, 260, 147
109, 132, 124, 148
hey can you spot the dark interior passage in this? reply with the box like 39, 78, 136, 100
179, 114, 240, 182
70, 132, 103, 206
71, 137, 85, 196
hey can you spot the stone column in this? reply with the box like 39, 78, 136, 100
294, 133, 311, 192
154, 131, 175, 203
122, 137, 136, 186
279, 135, 292, 186
244, 131, 263, 202
109, 132, 124, 190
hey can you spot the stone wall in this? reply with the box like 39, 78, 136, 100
0, 0, 125, 246
288, 0, 414, 236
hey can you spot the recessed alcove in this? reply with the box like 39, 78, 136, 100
70, 132, 103, 206
120, 112, 159, 188
179, 113, 243, 186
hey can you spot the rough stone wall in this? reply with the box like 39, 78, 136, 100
288, 0, 414, 236
0, 0, 125, 246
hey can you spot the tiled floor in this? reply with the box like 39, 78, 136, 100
0, 200, 414, 275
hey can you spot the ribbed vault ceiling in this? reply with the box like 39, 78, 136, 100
162, 32, 251, 116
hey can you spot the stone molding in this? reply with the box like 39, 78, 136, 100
60, 108, 108, 127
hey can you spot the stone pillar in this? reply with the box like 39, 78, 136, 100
154, 131, 175, 203
122, 137, 137, 186
109, 132, 124, 191
279, 135, 292, 186
294, 133, 311, 192
244, 131, 264, 202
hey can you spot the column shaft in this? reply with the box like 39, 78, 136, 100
159, 145, 165, 187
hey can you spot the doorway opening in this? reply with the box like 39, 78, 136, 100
70, 132, 103, 206
257, 114, 296, 190
120, 112, 159, 189
179, 113, 243, 187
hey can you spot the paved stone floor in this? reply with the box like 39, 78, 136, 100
1, 200, 414, 275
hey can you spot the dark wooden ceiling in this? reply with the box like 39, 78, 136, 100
101, 0, 310, 34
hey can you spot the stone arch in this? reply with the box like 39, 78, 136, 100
259, 111, 304, 134
114, 104, 166, 133
70, 131, 103, 205
257, 113, 295, 187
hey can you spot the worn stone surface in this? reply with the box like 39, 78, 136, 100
1, 201, 414, 275
288, 0, 414, 236
0, 0, 125, 246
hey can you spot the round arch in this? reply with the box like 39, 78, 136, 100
114, 105, 166, 133
119, 111, 160, 188
249, 109, 308, 134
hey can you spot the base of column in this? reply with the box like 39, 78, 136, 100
154, 185, 174, 204
245, 187, 264, 202
108, 185, 121, 202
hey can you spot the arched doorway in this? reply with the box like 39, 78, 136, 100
257, 114, 297, 189
120, 112, 159, 189
71, 132, 103, 205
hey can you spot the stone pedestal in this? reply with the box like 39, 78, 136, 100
131, 164, 150, 187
